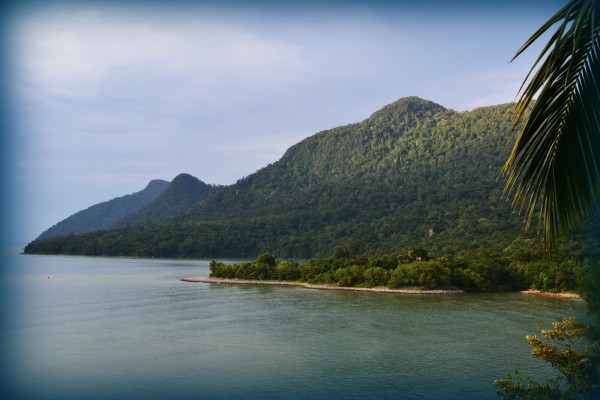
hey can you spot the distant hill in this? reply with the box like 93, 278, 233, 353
24, 97, 600, 259
117, 173, 220, 227
34, 179, 170, 241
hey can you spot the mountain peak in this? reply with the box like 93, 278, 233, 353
170, 173, 201, 186
391, 96, 445, 109
116, 173, 217, 227
146, 179, 170, 189
367, 97, 447, 126
34, 178, 170, 241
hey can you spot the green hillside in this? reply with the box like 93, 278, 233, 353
116, 173, 220, 227
34, 179, 169, 241
24, 97, 599, 259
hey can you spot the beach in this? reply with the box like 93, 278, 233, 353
182, 278, 586, 299
181, 277, 465, 294
519, 289, 583, 300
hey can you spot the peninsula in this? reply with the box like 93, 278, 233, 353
181, 277, 465, 294
199, 252, 592, 297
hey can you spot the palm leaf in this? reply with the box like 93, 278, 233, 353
502, 0, 600, 257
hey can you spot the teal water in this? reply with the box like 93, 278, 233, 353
0, 253, 590, 399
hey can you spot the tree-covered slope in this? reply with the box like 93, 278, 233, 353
170, 97, 523, 255
116, 173, 219, 227
25, 97, 597, 258
34, 179, 170, 241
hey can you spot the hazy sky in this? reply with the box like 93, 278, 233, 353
3, 0, 563, 245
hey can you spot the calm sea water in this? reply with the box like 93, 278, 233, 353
0, 252, 590, 400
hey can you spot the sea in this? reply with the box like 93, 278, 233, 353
0, 252, 591, 400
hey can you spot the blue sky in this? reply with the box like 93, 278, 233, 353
3, 0, 563, 246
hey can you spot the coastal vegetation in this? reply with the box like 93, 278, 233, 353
208, 246, 598, 294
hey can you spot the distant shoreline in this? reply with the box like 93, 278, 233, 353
180, 277, 465, 294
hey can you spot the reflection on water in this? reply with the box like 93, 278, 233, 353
0, 254, 590, 400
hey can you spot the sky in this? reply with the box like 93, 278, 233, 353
2, 0, 564, 246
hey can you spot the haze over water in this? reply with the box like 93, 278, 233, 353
1, 254, 589, 399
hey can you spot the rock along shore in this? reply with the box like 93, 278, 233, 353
180, 277, 465, 295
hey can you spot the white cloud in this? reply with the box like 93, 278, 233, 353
15, 12, 310, 104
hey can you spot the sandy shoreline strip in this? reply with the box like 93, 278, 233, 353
520, 289, 582, 299
180, 277, 465, 294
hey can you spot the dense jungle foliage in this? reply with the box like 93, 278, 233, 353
208, 245, 600, 294
115, 173, 221, 227
24, 97, 600, 259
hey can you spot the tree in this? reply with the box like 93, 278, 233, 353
407, 246, 428, 261
497, 2, 600, 397
332, 238, 363, 258
255, 252, 278, 267
495, 317, 600, 399
502, 0, 600, 256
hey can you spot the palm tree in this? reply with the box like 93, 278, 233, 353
502, 0, 599, 256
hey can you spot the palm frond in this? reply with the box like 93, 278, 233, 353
502, 0, 600, 257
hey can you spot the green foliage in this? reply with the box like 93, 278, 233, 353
333, 238, 363, 258
503, 0, 600, 256
495, 317, 600, 399
388, 260, 450, 289
255, 252, 278, 267
407, 246, 428, 261
577, 259, 600, 321
495, 371, 562, 400
209, 254, 302, 281
207, 244, 592, 294
362, 267, 391, 287
117, 173, 220, 227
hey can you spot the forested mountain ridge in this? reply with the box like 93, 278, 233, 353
34, 179, 170, 241
24, 97, 600, 258
177, 97, 473, 221
169, 97, 522, 254
116, 173, 220, 227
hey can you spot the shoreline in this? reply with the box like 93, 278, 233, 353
180, 277, 465, 294
519, 289, 582, 300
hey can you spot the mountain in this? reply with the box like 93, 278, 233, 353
24, 97, 600, 259
117, 173, 220, 226
34, 179, 170, 241
166, 97, 526, 257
